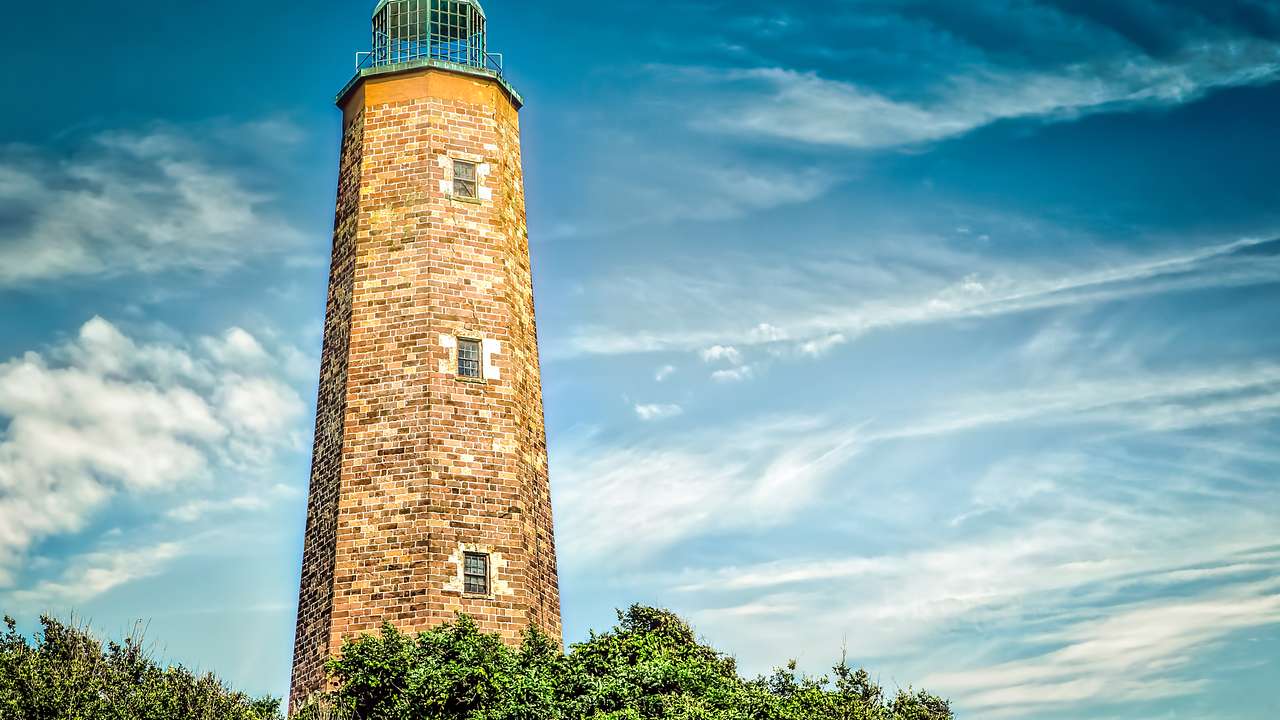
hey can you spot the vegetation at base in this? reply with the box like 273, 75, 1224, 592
296, 605, 952, 720
0, 614, 283, 720
0, 607, 951, 720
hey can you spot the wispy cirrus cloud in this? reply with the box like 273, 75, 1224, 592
7, 542, 187, 609
671, 433, 1280, 712
543, 150, 840, 239
688, 545, 1280, 716
926, 578, 1280, 717
710, 366, 754, 383
166, 483, 299, 523
559, 235, 1280, 359
633, 403, 684, 422
558, 350, 1280, 563
553, 417, 864, 564
877, 362, 1280, 441
677, 7, 1280, 150
0, 124, 304, 287
693, 58, 1278, 149
605, 311, 1280, 713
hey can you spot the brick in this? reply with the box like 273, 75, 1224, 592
289, 66, 560, 711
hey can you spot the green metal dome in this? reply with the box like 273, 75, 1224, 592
372, 0, 485, 19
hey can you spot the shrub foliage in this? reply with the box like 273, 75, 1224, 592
0, 607, 952, 720
297, 605, 952, 720
0, 615, 282, 720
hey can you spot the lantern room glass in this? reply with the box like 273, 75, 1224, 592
371, 0, 490, 71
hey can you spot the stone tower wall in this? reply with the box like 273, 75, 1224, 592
290, 68, 560, 711
290, 106, 364, 705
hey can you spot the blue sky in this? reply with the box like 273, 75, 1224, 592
2, 0, 1279, 717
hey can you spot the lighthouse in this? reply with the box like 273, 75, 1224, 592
289, 0, 560, 708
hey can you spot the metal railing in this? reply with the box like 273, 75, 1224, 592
356, 32, 505, 76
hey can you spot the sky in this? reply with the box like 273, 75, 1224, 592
1, 0, 1279, 717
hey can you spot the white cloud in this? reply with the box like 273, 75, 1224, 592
545, 156, 839, 240
654, 365, 677, 382
555, 323, 1280, 710
8, 542, 186, 608
701, 344, 755, 381
749, 323, 788, 342
563, 354, 1280, 573
878, 363, 1280, 442
679, 504, 1279, 711
700, 345, 743, 365
216, 377, 306, 437
66, 316, 213, 386
634, 403, 684, 422
660, 416, 1280, 714
679, 164, 836, 220
711, 365, 755, 383
553, 416, 863, 563
562, 235, 1280, 358
925, 580, 1280, 716
693, 36, 1280, 149
0, 125, 303, 287
0, 318, 305, 585
201, 328, 272, 368
797, 333, 847, 358
167, 483, 299, 523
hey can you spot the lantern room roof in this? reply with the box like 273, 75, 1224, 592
373, 0, 486, 18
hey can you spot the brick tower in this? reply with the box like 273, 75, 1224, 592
290, 0, 560, 709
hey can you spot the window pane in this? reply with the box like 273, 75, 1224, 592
458, 338, 482, 378
453, 160, 478, 199
464, 553, 489, 594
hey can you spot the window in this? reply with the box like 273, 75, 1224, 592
464, 552, 489, 595
453, 160, 478, 199
457, 338, 483, 379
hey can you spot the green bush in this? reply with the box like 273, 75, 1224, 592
0, 607, 951, 720
296, 605, 952, 720
0, 615, 282, 720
